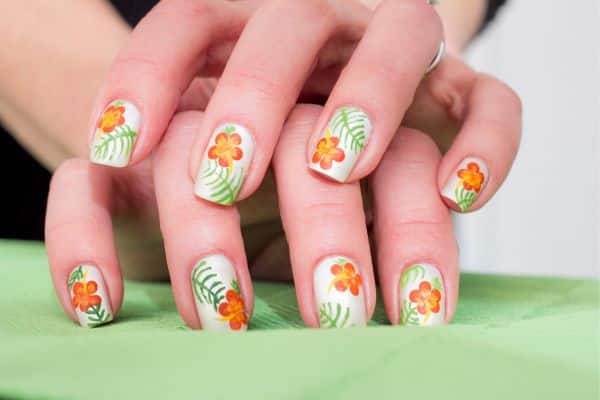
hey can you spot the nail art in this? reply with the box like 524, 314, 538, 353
191, 255, 248, 332
68, 265, 113, 328
441, 157, 488, 212
194, 123, 254, 205
90, 100, 140, 167
399, 264, 445, 326
314, 256, 366, 328
309, 106, 372, 182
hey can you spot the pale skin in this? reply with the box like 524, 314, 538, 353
1, 0, 521, 328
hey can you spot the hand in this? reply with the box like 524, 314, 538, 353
47, 98, 515, 329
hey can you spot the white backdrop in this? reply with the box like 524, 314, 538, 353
458, 1, 599, 278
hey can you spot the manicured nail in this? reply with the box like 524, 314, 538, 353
194, 123, 254, 205
399, 264, 445, 326
314, 256, 366, 328
90, 100, 140, 167
191, 254, 248, 332
441, 157, 488, 212
309, 106, 372, 182
68, 265, 113, 328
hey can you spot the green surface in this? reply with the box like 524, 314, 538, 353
0, 240, 598, 399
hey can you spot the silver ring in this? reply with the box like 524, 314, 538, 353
426, 40, 445, 74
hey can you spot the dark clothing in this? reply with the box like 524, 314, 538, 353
0, 0, 507, 239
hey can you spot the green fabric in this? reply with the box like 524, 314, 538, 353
0, 240, 597, 399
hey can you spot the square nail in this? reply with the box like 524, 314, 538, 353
441, 157, 488, 212
68, 264, 113, 328
90, 100, 140, 167
194, 123, 254, 205
399, 264, 445, 326
191, 254, 248, 332
309, 106, 372, 182
313, 256, 366, 328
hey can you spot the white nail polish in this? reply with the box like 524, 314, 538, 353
314, 256, 366, 328
68, 264, 113, 328
309, 107, 372, 182
191, 254, 248, 332
399, 264, 445, 326
194, 123, 254, 205
90, 100, 140, 167
441, 157, 488, 212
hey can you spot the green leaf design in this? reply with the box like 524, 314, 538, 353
432, 277, 442, 291
191, 261, 227, 312
224, 125, 236, 135
319, 302, 351, 328
200, 160, 244, 205
231, 279, 241, 295
86, 304, 111, 327
93, 124, 137, 162
330, 107, 369, 155
400, 264, 426, 289
400, 300, 420, 326
455, 186, 477, 212
68, 266, 84, 289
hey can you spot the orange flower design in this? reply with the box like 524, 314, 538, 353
218, 289, 248, 330
208, 130, 243, 173
457, 162, 485, 193
71, 280, 102, 312
409, 281, 441, 323
97, 105, 126, 133
328, 262, 362, 296
312, 128, 345, 170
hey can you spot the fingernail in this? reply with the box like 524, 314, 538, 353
191, 254, 248, 332
68, 265, 113, 328
399, 264, 445, 327
314, 256, 367, 328
441, 157, 488, 212
194, 123, 254, 206
90, 100, 140, 167
309, 106, 372, 182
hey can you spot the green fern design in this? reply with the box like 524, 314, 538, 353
231, 279, 241, 295
192, 261, 227, 312
400, 300, 420, 326
455, 186, 477, 212
330, 107, 369, 154
432, 277, 442, 291
86, 304, 111, 327
68, 266, 84, 289
401, 264, 426, 289
200, 160, 244, 205
319, 302, 351, 328
93, 124, 137, 162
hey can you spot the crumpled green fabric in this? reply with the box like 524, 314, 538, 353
0, 240, 597, 399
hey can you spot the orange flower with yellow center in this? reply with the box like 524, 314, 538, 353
208, 130, 243, 175
218, 289, 248, 330
97, 105, 126, 133
71, 280, 102, 312
457, 162, 485, 193
409, 281, 441, 324
312, 128, 345, 170
328, 261, 362, 296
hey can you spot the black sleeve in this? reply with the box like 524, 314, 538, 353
480, 0, 508, 32
109, 0, 158, 27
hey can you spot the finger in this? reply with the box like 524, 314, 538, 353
439, 75, 522, 212
153, 111, 253, 331
89, 0, 249, 168
273, 105, 375, 328
372, 128, 458, 326
45, 160, 122, 327
307, 0, 442, 182
191, 0, 368, 205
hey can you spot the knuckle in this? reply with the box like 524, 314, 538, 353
220, 67, 288, 105
49, 159, 90, 194
111, 52, 171, 86
292, 200, 354, 226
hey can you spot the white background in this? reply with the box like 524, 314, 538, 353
458, 1, 599, 278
